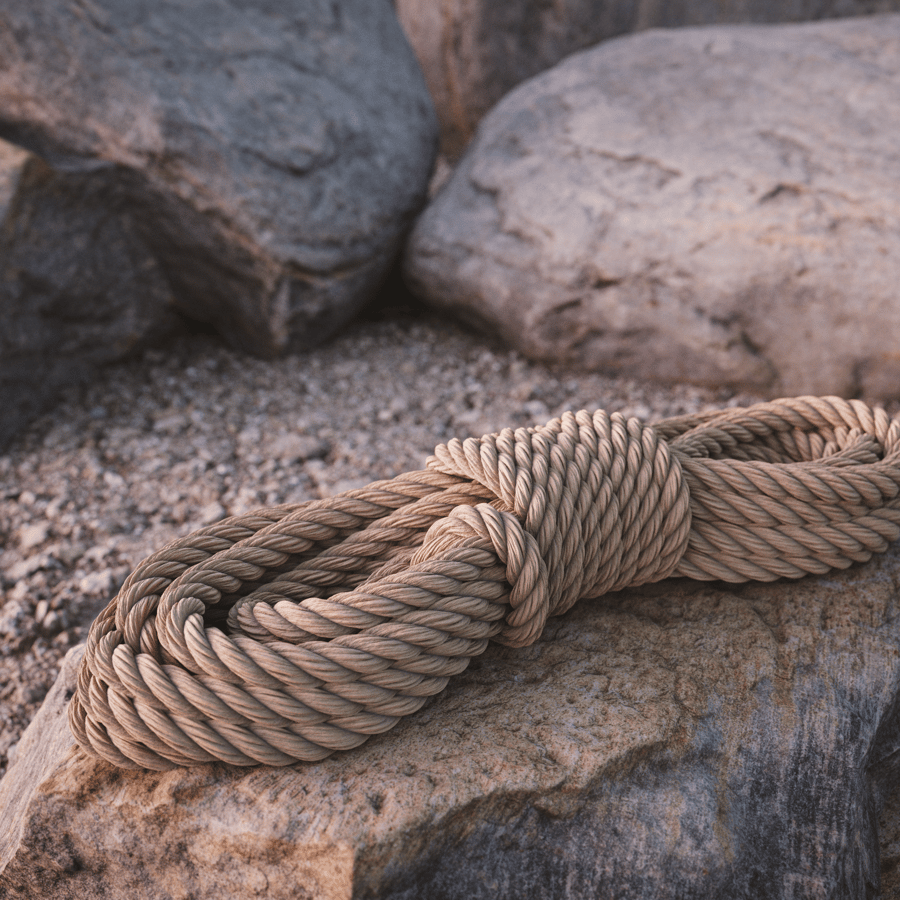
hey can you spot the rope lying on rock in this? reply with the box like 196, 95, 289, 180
69, 396, 900, 770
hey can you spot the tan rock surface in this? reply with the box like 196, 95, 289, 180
4, 542, 900, 897
405, 16, 900, 398
396, 0, 900, 157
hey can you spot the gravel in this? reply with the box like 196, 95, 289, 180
0, 307, 758, 778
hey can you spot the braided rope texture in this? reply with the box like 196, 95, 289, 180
68, 397, 900, 770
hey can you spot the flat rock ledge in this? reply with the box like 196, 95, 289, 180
405, 15, 900, 397
5, 546, 900, 899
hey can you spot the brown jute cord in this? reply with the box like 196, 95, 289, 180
69, 396, 900, 770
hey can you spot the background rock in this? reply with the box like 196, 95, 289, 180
395, 0, 900, 157
0, 0, 437, 361
5, 541, 900, 898
405, 15, 900, 398
0, 139, 179, 449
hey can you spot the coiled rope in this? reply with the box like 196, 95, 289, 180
69, 396, 900, 770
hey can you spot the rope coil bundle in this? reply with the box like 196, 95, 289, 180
69, 396, 900, 771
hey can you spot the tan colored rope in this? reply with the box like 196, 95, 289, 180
69, 396, 900, 770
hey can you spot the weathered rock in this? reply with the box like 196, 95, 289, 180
0, 0, 437, 359
405, 16, 900, 398
0, 139, 179, 448
880, 784, 900, 898
396, 0, 900, 157
6, 543, 900, 898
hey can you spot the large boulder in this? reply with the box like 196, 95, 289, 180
405, 16, 900, 398
396, 0, 900, 157
5, 544, 900, 897
0, 139, 179, 448
0, 0, 437, 360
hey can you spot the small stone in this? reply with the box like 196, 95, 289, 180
199, 502, 227, 526
52, 628, 74, 647
268, 433, 330, 464
153, 413, 189, 435
33, 600, 49, 624
7, 555, 51, 581
42, 612, 64, 635
43, 498, 66, 521
7, 582, 29, 604
0, 601, 27, 638
102, 471, 126, 491
77, 570, 116, 598
16, 523, 49, 552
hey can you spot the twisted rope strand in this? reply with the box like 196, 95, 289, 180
69, 397, 900, 770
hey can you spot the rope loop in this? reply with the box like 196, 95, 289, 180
413, 503, 551, 648
69, 397, 900, 770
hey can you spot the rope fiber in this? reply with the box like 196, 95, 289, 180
69, 396, 900, 770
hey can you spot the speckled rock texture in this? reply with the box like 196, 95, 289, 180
0, 139, 179, 449
405, 15, 900, 398
4, 541, 900, 898
0, 0, 437, 360
395, 0, 900, 156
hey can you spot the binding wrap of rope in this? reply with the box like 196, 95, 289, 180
69, 396, 900, 770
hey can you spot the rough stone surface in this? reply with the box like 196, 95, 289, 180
0, 138, 179, 449
396, 0, 900, 156
881, 792, 900, 899
405, 15, 900, 398
5, 541, 900, 898
0, 0, 437, 359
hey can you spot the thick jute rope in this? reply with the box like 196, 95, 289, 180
69, 396, 900, 770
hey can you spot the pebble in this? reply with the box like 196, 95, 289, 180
77, 570, 117, 598
0, 601, 28, 639
7, 555, 52, 581
199, 501, 228, 525
268, 433, 330, 463
17, 522, 50, 551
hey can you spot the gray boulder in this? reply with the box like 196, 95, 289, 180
0, 0, 437, 360
405, 16, 900, 398
5, 543, 900, 897
396, 0, 900, 156
0, 139, 179, 448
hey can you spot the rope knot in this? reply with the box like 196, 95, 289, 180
427, 409, 692, 616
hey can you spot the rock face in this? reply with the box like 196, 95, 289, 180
6, 544, 900, 898
396, 0, 900, 156
0, 139, 179, 448
0, 0, 437, 360
405, 16, 900, 398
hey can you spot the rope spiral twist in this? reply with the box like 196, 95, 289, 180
69, 396, 900, 770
